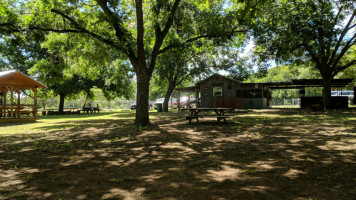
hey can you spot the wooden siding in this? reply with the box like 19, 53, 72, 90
198, 75, 272, 109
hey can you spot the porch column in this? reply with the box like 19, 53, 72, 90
195, 88, 199, 108
3, 89, 7, 118
0, 90, 5, 118
10, 88, 14, 118
33, 88, 38, 118
17, 90, 21, 118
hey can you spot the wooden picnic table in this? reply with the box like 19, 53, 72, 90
0, 105, 35, 118
64, 107, 80, 112
182, 107, 234, 124
82, 107, 100, 114
44, 108, 81, 115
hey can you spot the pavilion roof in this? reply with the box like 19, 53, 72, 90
0, 70, 46, 90
196, 73, 241, 85
262, 78, 353, 89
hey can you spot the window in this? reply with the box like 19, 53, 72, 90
238, 89, 263, 98
252, 89, 262, 98
213, 87, 222, 96
236, 90, 242, 97
242, 90, 249, 98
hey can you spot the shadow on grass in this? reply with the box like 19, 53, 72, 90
0, 109, 355, 199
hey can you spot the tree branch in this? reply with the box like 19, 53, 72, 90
0, 23, 22, 32
48, 9, 129, 53
95, 0, 136, 61
29, 26, 81, 33
159, 30, 247, 55
328, 10, 355, 65
303, 41, 323, 71
331, 34, 356, 70
332, 59, 356, 77
176, 73, 191, 86
147, 0, 182, 74
0, 23, 16, 27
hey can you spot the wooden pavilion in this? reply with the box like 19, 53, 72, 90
0, 70, 46, 123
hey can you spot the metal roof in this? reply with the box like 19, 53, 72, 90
264, 79, 353, 89
196, 73, 241, 85
176, 75, 353, 92
176, 86, 198, 92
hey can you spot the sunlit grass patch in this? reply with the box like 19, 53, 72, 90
0, 110, 135, 135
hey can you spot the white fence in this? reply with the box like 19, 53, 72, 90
63, 99, 136, 110
272, 98, 301, 106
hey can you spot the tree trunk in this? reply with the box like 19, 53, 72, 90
42, 101, 46, 111
134, 70, 151, 126
59, 94, 65, 114
322, 75, 332, 110
163, 81, 176, 112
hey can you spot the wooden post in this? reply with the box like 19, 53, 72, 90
17, 90, 21, 105
3, 89, 7, 118
33, 88, 37, 118
0, 90, 3, 119
195, 88, 199, 108
10, 88, 14, 118
17, 90, 21, 118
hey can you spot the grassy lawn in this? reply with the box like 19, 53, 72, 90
0, 109, 355, 199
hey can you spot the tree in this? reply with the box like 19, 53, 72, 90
31, 49, 133, 114
253, 0, 356, 109
154, 46, 211, 112
1, 0, 256, 126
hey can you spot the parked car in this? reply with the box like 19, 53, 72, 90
153, 97, 177, 109
331, 90, 354, 105
130, 100, 152, 110
178, 96, 196, 108
331, 90, 354, 97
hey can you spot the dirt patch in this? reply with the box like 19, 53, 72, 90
0, 109, 355, 199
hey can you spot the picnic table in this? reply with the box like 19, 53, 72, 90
182, 108, 234, 124
44, 108, 80, 115
82, 106, 100, 114
0, 105, 35, 118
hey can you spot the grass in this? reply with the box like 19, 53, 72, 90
0, 110, 157, 135
0, 109, 355, 200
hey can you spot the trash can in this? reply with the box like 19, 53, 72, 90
157, 103, 163, 112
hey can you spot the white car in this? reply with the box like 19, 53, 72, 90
331, 90, 354, 105
153, 98, 177, 109
331, 90, 354, 97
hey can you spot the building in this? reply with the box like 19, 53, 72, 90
176, 74, 353, 109
196, 74, 272, 109
0, 70, 46, 123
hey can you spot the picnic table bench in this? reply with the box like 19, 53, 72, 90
44, 108, 81, 115
0, 105, 35, 118
182, 108, 234, 124
82, 107, 100, 114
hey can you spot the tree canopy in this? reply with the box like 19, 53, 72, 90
252, 0, 356, 109
1, 0, 261, 125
